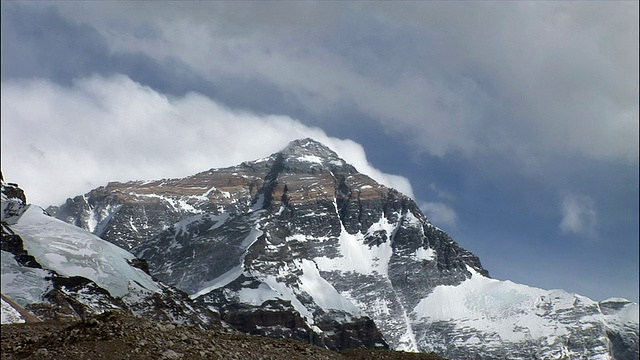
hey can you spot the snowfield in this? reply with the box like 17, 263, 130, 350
9, 205, 160, 298
1, 297, 25, 324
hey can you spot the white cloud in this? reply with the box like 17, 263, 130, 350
559, 194, 597, 237
428, 183, 455, 202
0, 75, 414, 206
419, 202, 457, 229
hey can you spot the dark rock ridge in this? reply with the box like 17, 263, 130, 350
49, 138, 639, 359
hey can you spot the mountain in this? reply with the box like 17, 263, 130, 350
1, 174, 222, 330
1, 172, 445, 360
48, 138, 639, 359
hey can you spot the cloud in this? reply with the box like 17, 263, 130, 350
368, 2, 639, 163
559, 194, 597, 237
0, 75, 414, 206
427, 183, 455, 202
41, 1, 638, 166
419, 202, 458, 229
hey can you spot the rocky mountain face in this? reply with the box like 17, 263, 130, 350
1, 174, 222, 331
47, 139, 639, 359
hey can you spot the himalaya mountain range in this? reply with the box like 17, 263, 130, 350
2, 138, 638, 359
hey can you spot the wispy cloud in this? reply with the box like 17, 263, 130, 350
0, 75, 413, 206
419, 201, 458, 229
428, 183, 455, 201
559, 194, 597, 237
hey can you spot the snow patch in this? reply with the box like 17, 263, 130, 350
402, 211, 422, 228
207, 213, 230, 231
413, 266, 583, 343
201, 186, 217, 198
1, 251, 51, 309
297, 259, 362, 315
314, 212, 396, 276
237, 282, 284, 306
262, 274, 315, 324
94, 204, 122, 237
129, 193, 202, 213
297, 155, 323, 164
11, 206, 160, 298
1, 297, 25, 324
287, 234, 307, 243
190, 265, 243, 299
413, 247, 436, 261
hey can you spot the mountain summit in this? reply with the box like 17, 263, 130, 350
47, 138, 639, 358
280, 138, 349, 163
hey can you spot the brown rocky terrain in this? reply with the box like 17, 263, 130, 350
1, 311, 445, 360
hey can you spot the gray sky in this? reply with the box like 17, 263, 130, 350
1, 1, 638, 302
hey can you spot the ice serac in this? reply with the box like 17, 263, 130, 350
1, 176, 222, 328
50, 139, 639, 358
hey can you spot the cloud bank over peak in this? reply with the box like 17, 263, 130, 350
0, 75, 414, 206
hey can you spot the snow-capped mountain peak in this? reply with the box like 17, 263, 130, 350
278, 138, 350, 167
43, 139, 639, 358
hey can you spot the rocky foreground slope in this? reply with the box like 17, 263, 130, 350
1, 311, 444, 360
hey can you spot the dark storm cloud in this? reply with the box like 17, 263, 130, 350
1, 4, 204, 93
1, 4, 109, 83
1, 3, 322, 124
48, 0, 637, 164
7, 2, 637, 163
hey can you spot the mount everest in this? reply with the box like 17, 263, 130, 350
3, 138, 638, 359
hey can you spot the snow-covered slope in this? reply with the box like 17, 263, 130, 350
12, 205, 159, 298
50, 139, 640, 358
1, 296, 26, 324
412, 266, 638, 359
